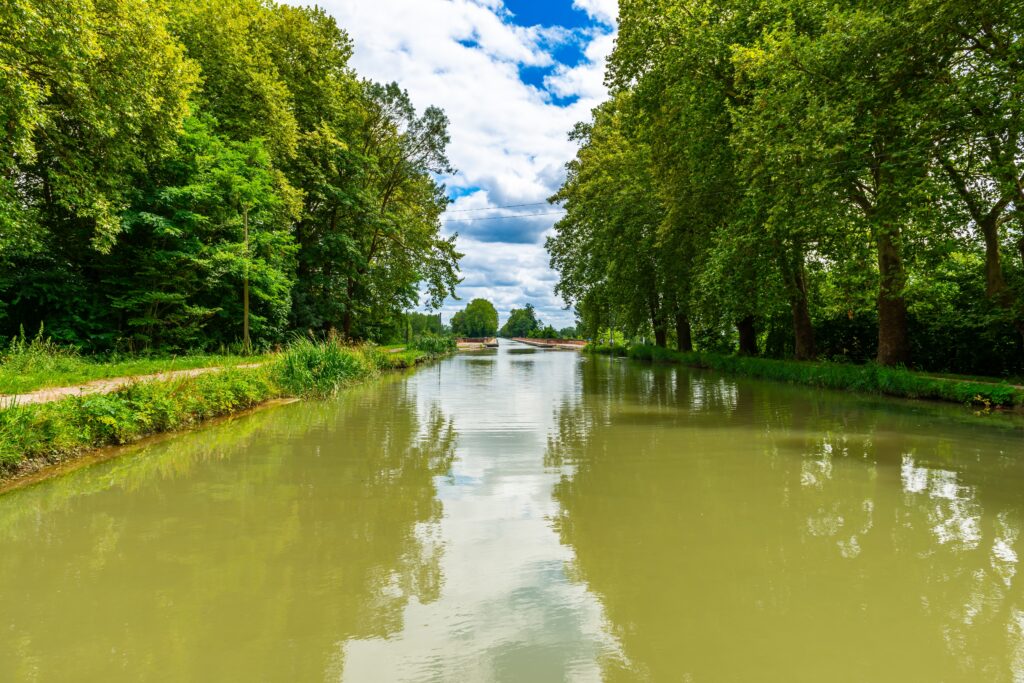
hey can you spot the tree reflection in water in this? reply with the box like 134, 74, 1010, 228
0, 377, 455, 681
548, 357, 1024, 681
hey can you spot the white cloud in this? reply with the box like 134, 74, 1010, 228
308, 0, 618, 329
573, 0, 619, 25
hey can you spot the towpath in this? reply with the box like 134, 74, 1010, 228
0, 364, 265, 408
1, 345, 415, 409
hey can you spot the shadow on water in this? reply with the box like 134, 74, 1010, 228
548, 356, 1024, 682
0, 376, 455, 681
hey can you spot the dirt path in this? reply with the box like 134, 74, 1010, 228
0, 363, 265, 409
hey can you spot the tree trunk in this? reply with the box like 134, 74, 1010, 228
980, 215, 1008, 297
648, 294, 667, 348
675, 314, 693, 352
737, 315, 758, 356
654, 326, 667, 348
342, 278, 355, 339
789, 264, 815, 360
875, 226, 909, 366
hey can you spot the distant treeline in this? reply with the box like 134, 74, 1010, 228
0, 0, 460, 352
548, 0, 1024, 376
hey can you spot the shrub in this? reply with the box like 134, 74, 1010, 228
273, 338, 380, 399
411, 334, 456, 355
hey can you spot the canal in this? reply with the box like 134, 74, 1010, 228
2, 341, 1024, 681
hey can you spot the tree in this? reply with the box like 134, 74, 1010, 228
104, 117, 296, 350
549, 93, 674, 348
0, 0, 463, 350
451, 299, 498, 337
499, 304, 541, 337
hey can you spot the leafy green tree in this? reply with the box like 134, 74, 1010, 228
549, 94, 678, 347
451, 299, 498, 338
499, 304, 541, 338
105, 117, 296, 350
0, 0, 198, 345
407, 312, 444, 338
0, 0, 462, 351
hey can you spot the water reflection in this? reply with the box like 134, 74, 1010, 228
339, 346, 617, 681
0, 378, 454, 681
549, 357, 1024, 681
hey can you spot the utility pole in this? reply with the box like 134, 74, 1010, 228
243, 205, 250, 354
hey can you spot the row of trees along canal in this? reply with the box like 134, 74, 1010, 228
547, 0, 1024, 376
0, 0, 461, 353
447, 300, 577, 340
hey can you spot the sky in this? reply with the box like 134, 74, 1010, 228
309, 0, 618, 330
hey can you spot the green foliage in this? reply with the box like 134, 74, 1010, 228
451, 299, 499, 338
0, 325, 253, 395
0, 0, 461, 352
408, 312, 444, 338
527, 325, 560, 340
273, 338, 381, 399
499, 304, 541, 338
0, 367, 277, 470
549, 0, 1024, 375
0, 334, 455, 476
411, 334, 456, 355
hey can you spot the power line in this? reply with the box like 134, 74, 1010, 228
445, 201, 554, 213
443, 210, 567, 224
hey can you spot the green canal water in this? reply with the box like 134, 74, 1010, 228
2, 341, 1024, 681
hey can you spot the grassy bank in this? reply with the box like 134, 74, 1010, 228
592, 344, 1024, 409
0, 335, 256, 395
0, 338, 454, 481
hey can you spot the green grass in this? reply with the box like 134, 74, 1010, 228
593, 343, 1024, 409
0, 341, 256, 395
0, 366, 279, 471
0, 338, 454, 480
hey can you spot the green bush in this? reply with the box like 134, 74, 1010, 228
411, 334, 456, 355
0, 337, 448, 479
273, 338, 380, 399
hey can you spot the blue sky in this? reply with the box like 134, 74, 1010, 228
306, 0, 618, 329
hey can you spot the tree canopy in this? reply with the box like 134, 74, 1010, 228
451, 299, 498, 338
498, 304, 541, 338
0, 0, 461, 351
548, 0, 1024, 375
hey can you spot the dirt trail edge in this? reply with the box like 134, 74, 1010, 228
0, 363, 265, 409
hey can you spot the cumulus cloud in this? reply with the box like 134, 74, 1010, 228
573, 0, 619, 25
308, 0, 617, 329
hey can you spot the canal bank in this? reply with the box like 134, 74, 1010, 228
0, 340, 451, 487
593, 343, 1024, 411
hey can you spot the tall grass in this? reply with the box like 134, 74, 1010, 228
617, 344, 1024, 408
274, 338, 384, 399
0, 325, 253, 395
